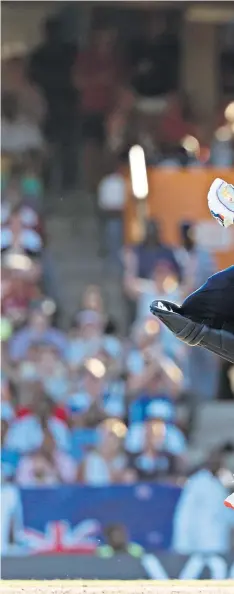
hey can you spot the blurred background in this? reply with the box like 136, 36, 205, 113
1, 0, 234, 581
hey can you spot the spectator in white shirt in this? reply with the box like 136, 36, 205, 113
1, 92, 44, 157
78, 422, 128, 486
172, 450, 234, 554
16, 427, 77, 486
98, 167, 125, 270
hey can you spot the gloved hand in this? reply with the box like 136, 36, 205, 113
208, 178, 234, 228
150, 300, 234, 363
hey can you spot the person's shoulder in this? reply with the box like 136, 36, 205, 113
186, 468, 211, 489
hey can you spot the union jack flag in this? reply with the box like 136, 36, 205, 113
21, 519, 101, 555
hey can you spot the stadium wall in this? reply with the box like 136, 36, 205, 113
2, 552, 234, 580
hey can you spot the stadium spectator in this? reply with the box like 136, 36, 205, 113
16, 426, 77, 486
1, 207, 43, 256
1, 92, 44, 157
172, 449, 234, 554
9, 306, 68, 362
4, 389, 71, 454
78, 420, 128, 485
125, 219, 181, 281
1, 4, 234, 564
80, 285, 105, 316
176, 221, 217, 299
66, 310, 105, 369
129, 419, 179, 481
124, 259, 181, 321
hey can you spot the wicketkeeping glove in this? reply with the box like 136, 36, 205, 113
150, 300, 234, 363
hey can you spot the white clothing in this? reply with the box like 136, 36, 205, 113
2, 117, 43, 154
172, 469, 234, 554
98, 174, 125, 211
5, 415, 71, 453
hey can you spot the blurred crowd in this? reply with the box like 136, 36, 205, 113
1, 13, 234, 493
2, 209, 234, 488
2, 13, 234, 191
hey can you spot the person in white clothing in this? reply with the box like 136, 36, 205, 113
172, 451, 234, 554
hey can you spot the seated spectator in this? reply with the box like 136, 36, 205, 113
1, 268, 39, 328
129, 419, 178, 481
78, 420, 129, 486
129, 311, 186, 367
16, 344, 41, 383
126, 366, 182, 428
16, 427, 77, 486
36, 344, 70, 403
2, 200, 40, 234
68, 308, 123, 374
126, 345, 181, 420
9, 306, 68, 362
126, 414, 187, 468
67, 364, 107, 429
68, 341, 126, 425
1, 207, 43, 256
66, 310, 105, 369
176, 221, 217, 298
4, 389, 71, 454
80, 285, 104, 316
124, 259, 182, 321
124, 219, 181, 281
1, 92, 44, 157
125, 338, 186, 463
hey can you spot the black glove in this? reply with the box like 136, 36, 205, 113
150, 300, 234, 363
